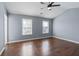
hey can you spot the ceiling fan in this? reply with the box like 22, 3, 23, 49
40, 2, 61, 10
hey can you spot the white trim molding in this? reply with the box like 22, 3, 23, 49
0, 47, 5, 56
7, 36, 52, 44
53, 36, 79, 44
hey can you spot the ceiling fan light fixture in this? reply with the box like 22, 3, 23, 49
48, 7, 52, 10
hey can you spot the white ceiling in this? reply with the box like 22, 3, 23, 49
4, 2, 79, 19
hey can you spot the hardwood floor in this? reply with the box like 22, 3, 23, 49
2, 37, 79, 56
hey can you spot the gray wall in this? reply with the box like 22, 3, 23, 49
0, 3, 6, 52
8, 13, 53, 41
53, 8, 79, 42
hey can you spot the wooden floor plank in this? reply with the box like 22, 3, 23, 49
2, 37, 79, 56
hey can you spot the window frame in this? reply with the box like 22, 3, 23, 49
42, 20, 49, 34
22, 18, 32, 35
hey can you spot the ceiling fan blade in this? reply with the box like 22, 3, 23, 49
47, 2, 55, 7
40, 2, 45, 4
52, 4, 61, 7
51, 2, 54, 5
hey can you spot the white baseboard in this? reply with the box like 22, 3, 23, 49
7, 36, 52, 44
0, 47, 5, 56
53, 36, 79, 44
7, 36, 79, 45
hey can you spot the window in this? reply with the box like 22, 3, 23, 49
22, 19, 32, 35
42, 20, 49, 34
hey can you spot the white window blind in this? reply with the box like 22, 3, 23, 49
42, 20, 49, 34
22, 19, 32, 35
